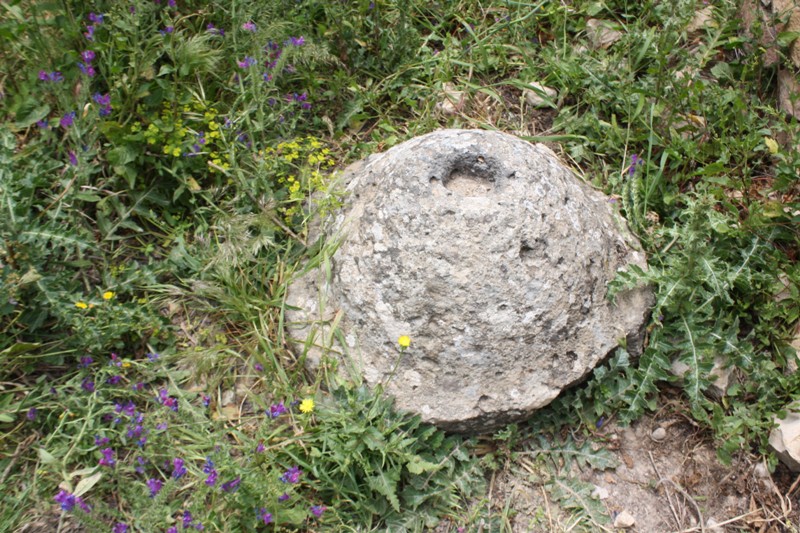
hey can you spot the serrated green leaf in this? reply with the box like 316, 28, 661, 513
367, 471, 400, 512
406, 455, 439, 475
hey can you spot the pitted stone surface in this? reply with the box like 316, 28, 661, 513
287, 129, 652, 433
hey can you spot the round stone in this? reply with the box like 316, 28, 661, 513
286, 129, 652, 433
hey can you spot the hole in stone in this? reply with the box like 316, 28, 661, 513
442, 157, 496, 196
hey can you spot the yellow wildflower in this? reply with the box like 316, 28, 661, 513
398, 335, 411, 348
299, 398, 315, 414
102, 291, 114, 300
75, 301, 89, 309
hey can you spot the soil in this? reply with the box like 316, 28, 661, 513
485, 394, 800, 533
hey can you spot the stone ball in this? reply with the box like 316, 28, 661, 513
286, 129, 652, 433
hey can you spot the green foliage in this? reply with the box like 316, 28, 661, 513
297, 384, 484, 531
2, 0, 800, 529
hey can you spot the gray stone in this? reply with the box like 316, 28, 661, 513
769, 405, 800, 472
286, 129, 652, 433
586, 19, 623, 49
651, 427, 667, 442
613, 510, 636, 529
523, 82, 557, 108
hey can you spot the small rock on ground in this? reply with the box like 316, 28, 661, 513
613, 510, 636, 528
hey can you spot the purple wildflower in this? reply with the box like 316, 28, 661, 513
205, 469, 218, 486
80, 50, 95, 63
172, 458, 187, 479
262, 72, 272, 82
60, 112, 76, 129
79, 356, 93, 368
201, 395, 210, 407
310, 505, 326, 518
126, 423, 144, 440
164, 397, 178, 411
206, 23, 224, 36
269, 402, 287, 418
146, 352, 159, 361
99, 447, 116, 467
37, 119, 48, 129
146, 478, 163, 497
628, 154, 643, 176
156, 422, 167, 430
110, 353, 122, 366
54, 490, 90, 513
242, 21, 256, 32
68, 151, 78, 166
95, 435, 110, 446
167, 528, 178, 533
287, 36, 305, 46
258, 508, 273, 524
84, 25, 96, 41
256, 442, 265, 453
278, 492, 290, 502
77, 62, 96, 77
220, 476, 241, 493
160, 26, 174, 35
92, 93, 112, 116
115, 400, 136, 417
238, 56, 256, 68
88, 12, 104, 24
54, 490, 77, 511
112, 523, 128, 533
106, 375, 121, 385
38, 71, 63, 82
132, 382, 146, 391
254, 363, 264, 372
182, 510, 194, 528
280, 466, 301, 484
157, 388, 178, 411
81, 378, 95, 393
168, 0, 176, 7
202, 457, 215, 473
26, 407, 37, 421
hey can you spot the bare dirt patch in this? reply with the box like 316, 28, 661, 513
486, 396, 800, 532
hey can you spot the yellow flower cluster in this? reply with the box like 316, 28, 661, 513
135, 100, 230, 173
262, 136, 337, 221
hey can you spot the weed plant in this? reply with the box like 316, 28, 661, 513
1, 0, 799, 531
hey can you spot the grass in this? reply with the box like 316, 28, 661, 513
1, 0, 799, 531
